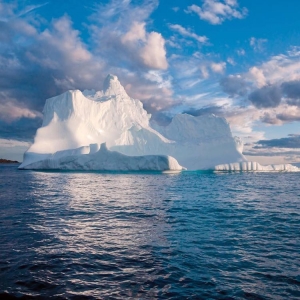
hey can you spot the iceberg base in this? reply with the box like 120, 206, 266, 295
19, 143, 185, 172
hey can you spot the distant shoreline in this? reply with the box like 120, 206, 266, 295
0, 159, 20, 164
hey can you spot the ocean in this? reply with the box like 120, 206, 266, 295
0, 165, 299, 299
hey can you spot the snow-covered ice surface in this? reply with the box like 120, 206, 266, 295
20, 143, 184, 171
147, 113, 246, 170
19, 74, 297, 172
214, 162, 300, 172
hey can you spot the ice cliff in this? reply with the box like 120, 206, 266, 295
19, 74, 297, 172
22, 143, 184, 171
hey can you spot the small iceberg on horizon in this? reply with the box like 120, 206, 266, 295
214, 161, 300, 172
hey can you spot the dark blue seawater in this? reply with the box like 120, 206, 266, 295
0, 165, 299, 300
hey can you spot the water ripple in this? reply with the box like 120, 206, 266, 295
0, 166, 299, 299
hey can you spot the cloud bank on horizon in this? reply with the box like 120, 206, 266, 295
0, 0, 300, 163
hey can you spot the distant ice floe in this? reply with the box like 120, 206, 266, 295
214, 162, 300, 172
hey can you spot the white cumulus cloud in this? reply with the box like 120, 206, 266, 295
186, 0, 247, 25
169, 24, 208, 43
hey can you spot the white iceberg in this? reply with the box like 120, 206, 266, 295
214, 162, 300, 172
20, 143, 184, 171
20, 74, 248, 171
21, 74, 298, 172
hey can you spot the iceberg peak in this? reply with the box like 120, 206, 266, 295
103, 74, 127, 97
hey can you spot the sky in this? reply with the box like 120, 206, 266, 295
1, 0, 300, 163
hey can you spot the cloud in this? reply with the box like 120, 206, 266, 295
248, 84, 282, 108
121, 70, 178, 115
121, 21, 146, 43
276, 112, 300, 122
140, 31, 168, 69
247, 49, 300, 87
0, 138, 30, 148
281, 80, 300, 105
236, 48, 245, 56
221, 49, 300, 113
40, 16, 92, 63
244, 130, 300, 163
0, 117, 42, 140
169, 24, 208, 43
243, 148, 300, 165
254, 134, 300, 149
220, 106, 264, 137
244, 150, 300, 157
186, 0, 247, 25
0, 0, 178, 141
17, 3, 49, 17
91, 0, 168, 70
143, 70, 172, 89
200, 66, 209, 79
0, 11, 103, 105
259, 112, 282, 125
250, 37, 268, 52
223, 48, 300, 93
0, 98, 42, 122
119, 21, 168, 70
210, 62, 226, 74
0, 138, 31, 161
248, 66, 267, 87
259, 105, 300, 125
220, 75, 247, 96
222, 77, 300, 111
227, 57, 235, 65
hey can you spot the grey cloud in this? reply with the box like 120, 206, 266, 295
221, 76, 300, 111
260, 112, 281, 125
0, 117, 42, 141
286, 99, 300, 106
254, 134, 300, 149
220, 75, 248, 97
276, 113, 300, 122
243, 150, 300, 157
141, 93, 180, 115
248, 84, 282, 108
281, 80, 300, 105
260, 110, 300, 125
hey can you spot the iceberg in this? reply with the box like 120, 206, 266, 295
214, 162, 300, 172
20, 143, 184, 171
20, 74, 248, 171
20, 74, 297, 172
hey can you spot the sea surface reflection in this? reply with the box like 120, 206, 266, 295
0, 166, 299, 299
